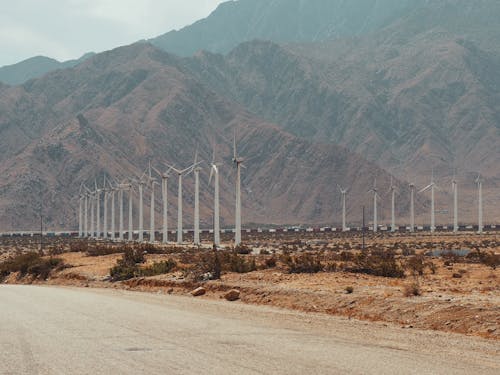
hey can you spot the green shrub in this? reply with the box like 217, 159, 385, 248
0, 252, 63, 280
139, 260, 177, 277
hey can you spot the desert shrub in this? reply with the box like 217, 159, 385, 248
404, 282, 421, 297
283, 253, 322, 274
260, 249, 270, 255
109, 248, 146, 281
87, 244, 124, 257
264, 257, 277, 268
69, 240, 89, 253
467, 250, 499, 270
0, 252, 63, 280
235, 244, 252, 255
139, 259, 177, 277
345, 286, 354, 294
351, 250, 405, 278
405, 255, 436, 276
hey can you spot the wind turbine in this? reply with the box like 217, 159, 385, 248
388, 177, 396, 232
209, 146, 222, 246
89, 186, 95, 238
233, 132, 245, 246
166, 161, 201, 244
452, 173, 458, 233
102, 176, 108, 240
418, 170, 438, 233
78, 185, 84, 238
134, 171, 148, 242
117, 180, 126, 241
337, 184, 348, 232
409, 179, 416, 232
95, 179, 101, 238
109, 179, 116, 241
369, 178, 379, 233
127, 182, 134, 241
152, 165, 172, 244
476, 174, 483, 234
192, 151, 204, 246
83, 185, 89, 238
147, 161, 159, 243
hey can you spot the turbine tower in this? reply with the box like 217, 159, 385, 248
89, 187, 95, 238
83, 186, 89, 238
117, 181, 125, 241
233, 133, 245, 246
152, 165, 172, 244
452, 174, 458, 233
109, 181, 116, 241
166, 161, 201, 245
135, 172, 148, 243
409, 180, 416, 232
95, 179, 101, 239
102, 176, 108, 240
128, 183, 133, 241
369, 178, 379, 233
147, 161, 159, 243
418, 170, 438, 233
476, 174, 483, 234
337, 185, 348, 232
388, 177, 396, 232
209, 146, 222, 246
192, 151, 203, 246
78, 185, 83, 238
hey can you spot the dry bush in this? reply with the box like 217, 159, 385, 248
0, 252, 63, 280
405, 255, 436, 276
351, 250, 405, 278
404, 282, 421, 297
109, 248, 146, 281
282, 253, 323, 274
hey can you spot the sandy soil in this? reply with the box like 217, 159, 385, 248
1, 232, 499, 340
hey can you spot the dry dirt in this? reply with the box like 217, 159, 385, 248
1, 232, 499, 340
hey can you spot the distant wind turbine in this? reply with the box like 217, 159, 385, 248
210, 145, 222, 246
418, 170, 438, 233
192, 151, 203, 246
78, 184, 84, 238
369, 178, 379, 233
452, 173, 458, 233
166, 160, 202, 244
233, 132, 245, 246
102, 176, 108, 240
337, 184, 348, 232
95, 179, 101, 239
409, 179, 416, 232
147, 161, 159, 243
152, 165, 172, 244
388, 177, 396, 232
134, 171, 148, 243
476, 174, 483, 234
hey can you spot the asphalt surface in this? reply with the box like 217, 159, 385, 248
0, 285, 498, 374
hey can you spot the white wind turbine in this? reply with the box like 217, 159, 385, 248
337, 184, 348, 232
388, 177, 396, 232
476, 174, 483, 234
166, 161, 201, 245
418, 170, 438, 233
116, 180, 127, 241
109, 179, 117, 241
95, 179, 102, 239
409, 179, 416, 232
134, 171, 148, 242
88, 186, 95, 238
147, 161, 159, 243
232, 133, 246, 246
102, 176, 109, 240
152, 165, 172, 244
209, 146, 222, 246
78, 185, 84, 238
451, 173, 458, 233
127, 182, 134, 241
83, 185, 89, 238
192, 151, 204, 246
369, 178, 379, 233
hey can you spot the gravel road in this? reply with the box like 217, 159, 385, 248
0, 285, 498, 374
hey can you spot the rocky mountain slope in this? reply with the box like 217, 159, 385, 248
0, 53, 94, 86
0, 44, 412, 231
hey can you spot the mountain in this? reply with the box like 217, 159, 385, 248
0, 43, 412, 231
150, 0, 500, 57
0, 53, 95, 86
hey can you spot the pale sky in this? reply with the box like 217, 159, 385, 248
0, 0, 227, 67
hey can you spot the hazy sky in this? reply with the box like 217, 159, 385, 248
0, 0, 226, 67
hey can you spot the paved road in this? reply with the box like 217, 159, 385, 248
0, 285, 498, 374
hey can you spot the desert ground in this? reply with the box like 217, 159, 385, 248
1, 231, 498, 340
